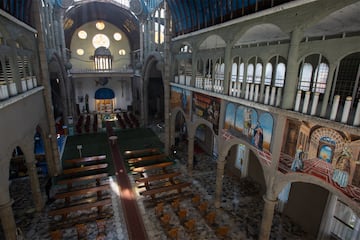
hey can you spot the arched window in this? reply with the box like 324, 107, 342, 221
238, 63, 244, 83
231, 63, 237, 81
246, 63, 254, 83
275, 63, 286, 87
254, 63, 263, 84
299, 63, 313, 91
313, 63, 329, 93
264, 63, 273, 85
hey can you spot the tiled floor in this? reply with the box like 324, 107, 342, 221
0, 126, 314, 240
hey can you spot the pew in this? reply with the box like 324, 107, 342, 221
140, 182, 191, 198
123, 148, 160, 158
57, 173, 109, 189
131, 161, 173, 173
167, 227, 179, 240
136, 172, 181, 184
62, 163, 108, 175
65, 155, 106, 166
127, 153, 167, 164
75, 223, 87, 240
184, 219, 196, 232
54, 184, 110, 204
216, 226, 229, 237
50, 230, 62, 240
48, 198, 112, 219
205, 211, 216, 225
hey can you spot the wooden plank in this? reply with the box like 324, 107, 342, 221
48, 198, 112, 216
136, 172, 181, 183
62, 163, 108, 175
127, 153, 167, 164
65, 155, 106, 165
54, 184, 110, 199
131, 162, 173, 173
140, 182, 191, 197
123, 148, 160, 158
57, 173, 109, 186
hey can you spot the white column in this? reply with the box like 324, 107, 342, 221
353, 99, 360, 126
341, 96, 352, 123
254, 84, 259, 102
236, 82, 241, 97
310, 93, 320, 115
245, 83, 250, 100
276, 87, 282, 107
302, 91, 311, 114
330, 95, 340, 121
264, 86, 270, 105
249, 83, 254, 101
270, 86, 276, 106
294, 90, 302, 111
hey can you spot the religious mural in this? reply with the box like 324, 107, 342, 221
224, 102, 273, 152
278, 119, 360, 203
170, 86, 191, 115
192, 92, 220, 134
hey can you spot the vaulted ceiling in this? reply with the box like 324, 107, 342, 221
63, 1, 140, 50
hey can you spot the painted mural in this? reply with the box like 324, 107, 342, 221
224, 102, 273, 152
278, 119, 360, 203
192, 92, 220, 134
170, 86, 191, 115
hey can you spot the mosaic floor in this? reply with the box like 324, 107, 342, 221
0, 126, 316, 240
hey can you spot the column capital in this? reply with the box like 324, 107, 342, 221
263, 194, 278, 205
0, 199, 14, 211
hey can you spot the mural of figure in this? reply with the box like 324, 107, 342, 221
244, 109, 252, 137
253, 121, 263, 150
332, 146, 352, 188
291, 145, 304, 171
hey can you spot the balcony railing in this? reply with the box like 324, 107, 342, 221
173, 75, 360, 127
0, 76, 38, 101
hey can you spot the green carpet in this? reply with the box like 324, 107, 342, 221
61, 132, 114, 176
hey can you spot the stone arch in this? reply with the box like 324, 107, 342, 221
142, 52, 164, 125
309, 127, 349, 162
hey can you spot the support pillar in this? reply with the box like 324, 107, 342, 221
26, 161, 44, 211
187, 136, 195, 175
258, 195, 278, 240
214, 155, 226, 208
0, 200, 17, 240
281, 28, 303, 109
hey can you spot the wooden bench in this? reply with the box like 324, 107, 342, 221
184, 218, 196, 232
205, 211, 216, 225
48, 198, 112, 219
216, 226, 229, 237
62, 163, 108, 175
140, 182, 191, 198
54, 184, 110, 204
57, 173, 109, 189
131, 161, 173, 173
50, 230, 62, 240
136, 172, 181, 184
75, 223, 87, 240
127, 153, 167, 164
65, 155, 106, 166
123, 148, 160, 158
167, 227, 179, 239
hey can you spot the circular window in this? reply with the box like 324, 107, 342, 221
113, 32, 122, 41
78, 30, 87, 39
92, 34, 110, 48
96, 21, 105, 30
76, 49, 84, 56
119, 49, 126, 55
